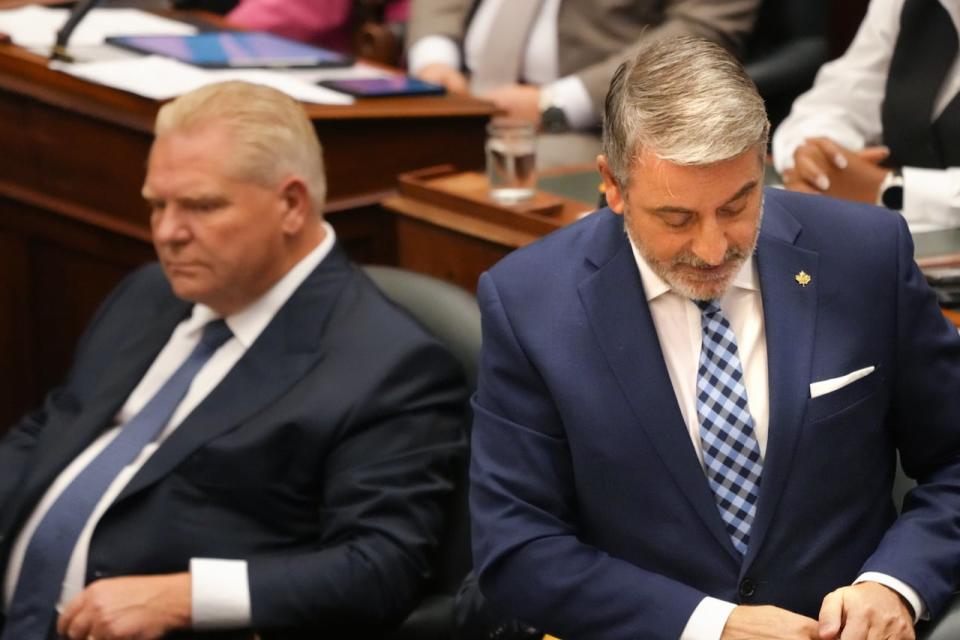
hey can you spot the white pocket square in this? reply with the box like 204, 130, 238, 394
809, 366, 876, 399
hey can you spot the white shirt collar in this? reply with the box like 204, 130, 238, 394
184, 221, 337, 348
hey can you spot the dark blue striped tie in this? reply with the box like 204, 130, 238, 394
1, 319, 232, 640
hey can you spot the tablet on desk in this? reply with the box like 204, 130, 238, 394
105, 32, 354, 69
318, 76, 446, 98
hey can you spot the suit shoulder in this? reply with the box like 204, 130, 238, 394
82, 263, 177, 331
330, 266, 464, 368
115, 262, 175, 301
765, 188, 904, 239
763, 188, 908, 261
487, 208, 616, 282
317, 267, 468, 409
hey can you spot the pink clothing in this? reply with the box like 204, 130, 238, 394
227, 0, 409, 52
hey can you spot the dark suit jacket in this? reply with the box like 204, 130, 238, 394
470, 189, 960, 639
0, 245, 468, 639
406, 0, 760, 112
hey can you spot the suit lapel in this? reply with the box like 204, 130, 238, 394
115, 247, 353, 503
2, 292, 191, 542
577, 212, 741, 560
741, 194, 819, 571
19, 298, 190, 507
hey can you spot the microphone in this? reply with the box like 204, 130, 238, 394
50, 0, 101, 62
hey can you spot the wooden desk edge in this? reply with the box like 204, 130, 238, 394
0, 179, 152, 243
0, 39, 495, 124
943, 308, 960, 327
383, 194, 543, 249
916, 253, 960, 269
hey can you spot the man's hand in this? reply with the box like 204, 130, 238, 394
57, 573, 192, 640
817, 582, 915, 640
480, 84, 541, 125
721, 604, 820, 639
782, 137, 892, 204
415, 63, 468, 94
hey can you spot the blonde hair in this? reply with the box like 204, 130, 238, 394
602, 36, 769, 189
155, 81, 327, 212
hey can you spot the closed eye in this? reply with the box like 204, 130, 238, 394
656, 209, 694, 228
145, 198, 165, 214
718, 204, 746, 217
182, 197, 228, 213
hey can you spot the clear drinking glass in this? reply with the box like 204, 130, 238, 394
485, 119, 537, 204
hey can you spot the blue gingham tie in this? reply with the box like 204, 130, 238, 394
695, 300, 762, 556
1, 319, 232, 640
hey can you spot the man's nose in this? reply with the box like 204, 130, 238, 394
690, 218, 729, 266
152, 207, 191, 244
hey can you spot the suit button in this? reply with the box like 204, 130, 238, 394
739, 578, 757, 598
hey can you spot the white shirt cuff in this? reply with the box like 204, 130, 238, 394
408, 35, 461, 75
546, 76, 597, 130
901, 166, 960, 232
855, 572, 927, 622
679, 596, 738, 640
190, 558, 252, 630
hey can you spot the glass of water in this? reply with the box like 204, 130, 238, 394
486, 119, 537, 204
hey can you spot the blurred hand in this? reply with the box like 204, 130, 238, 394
817, 582, 914, 640
480, 84, 541, 124
721, 604, 820, 639
57, 573, 192, 640
782, 137, 892, 204
416, 63, 468, 94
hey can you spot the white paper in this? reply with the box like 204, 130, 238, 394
55, 55, 355, 104
0, 6, 196, 48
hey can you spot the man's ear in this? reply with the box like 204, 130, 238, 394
278, 177, 311, 234
597, 155, 625, 214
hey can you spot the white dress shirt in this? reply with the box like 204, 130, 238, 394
407, 0, 597, 129
772, 0, 960, 232
627, 238, 924, 639
3, 222, 336, 630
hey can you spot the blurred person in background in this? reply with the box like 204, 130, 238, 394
773, 0, 960, 232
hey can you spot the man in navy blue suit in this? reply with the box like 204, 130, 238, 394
470, 36, 960, 640
0, 81, 466, 639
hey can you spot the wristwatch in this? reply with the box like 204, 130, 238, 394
879, 169, 904, 210
539, 86, 570, 134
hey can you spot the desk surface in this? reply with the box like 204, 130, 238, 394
915, 228, 960, 266
0, 36, 493, 217
0, 33, 493, 428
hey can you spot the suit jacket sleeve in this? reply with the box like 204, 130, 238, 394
405, 0, 472, 53
856, 215, 960, 618
770, 0, 896, 169
247, 338, 468, 633
572, 0, 761, 114
470, 272, 709, 640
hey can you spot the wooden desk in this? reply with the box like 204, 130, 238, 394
383, 166, 597, 292
0, 39, 493, 428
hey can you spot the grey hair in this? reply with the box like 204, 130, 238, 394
602, 36, 769, 189
155, 81, 326, 213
